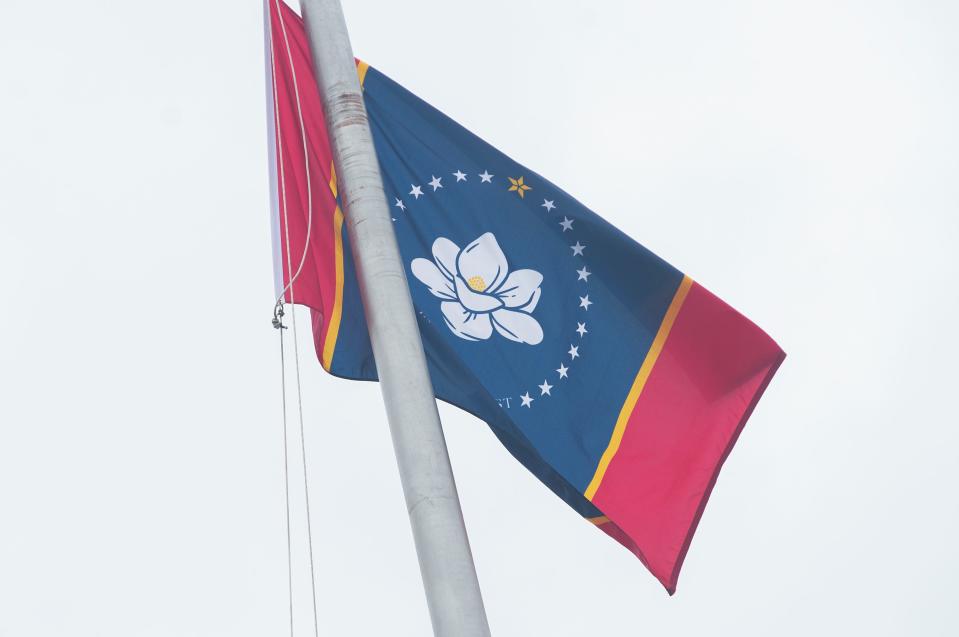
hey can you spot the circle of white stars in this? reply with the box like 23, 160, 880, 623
391, 168, 590, 411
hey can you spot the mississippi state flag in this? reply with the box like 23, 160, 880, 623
266, 0, 784, 593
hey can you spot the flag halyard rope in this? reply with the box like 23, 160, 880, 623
276, 313, 295, 637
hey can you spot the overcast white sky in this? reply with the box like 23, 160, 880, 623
2, 1, 958, 635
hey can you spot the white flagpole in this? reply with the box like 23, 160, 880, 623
297, 1, 491, 635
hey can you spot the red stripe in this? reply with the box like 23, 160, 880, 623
591, 282, 785, 593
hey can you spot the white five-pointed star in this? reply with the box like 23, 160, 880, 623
453, 169, 467, 182
576, 322, 588, 337
409, 184, 424, 199
571, 241, 585, 256
479, 170, 494, 183
568, 344, 580, 359
541, 199, 556, 212
576, 266, 591, 281
579, 295, 593, 310
560, 217, 574, 232
538, 380, 553, 396
428, 175, 443, 191
556, 363, 569, 379
520, 392, 534, 408
394, 198, 406, 211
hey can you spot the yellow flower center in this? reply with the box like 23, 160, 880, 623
467, 275, 487, 291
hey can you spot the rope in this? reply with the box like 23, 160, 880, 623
290, 300, 321, 637
269, 1, 320, 635
276, 311, 295, 637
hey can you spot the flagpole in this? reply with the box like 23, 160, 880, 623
297, 1, 491, 634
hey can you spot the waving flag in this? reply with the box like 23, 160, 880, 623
266, 0, 784, 593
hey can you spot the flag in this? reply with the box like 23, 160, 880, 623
265, 0, 785, 594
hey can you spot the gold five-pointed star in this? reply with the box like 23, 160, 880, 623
508, 176, 532, 198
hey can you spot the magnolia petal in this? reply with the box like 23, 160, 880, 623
491, 309, 544, 345
432, 237, 460, 280
495, 269, 543, 309
441, 301, 493, 341
525, 288, 542, 313
411, 258, 455, 300
454, 276, 504, 313
456, 232, 508, 292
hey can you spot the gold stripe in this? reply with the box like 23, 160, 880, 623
356, 60, 370, 87
583, 275, 694, 500
587, 515, 610, 525
321, 204, 345, 370
321, 162, 345, 371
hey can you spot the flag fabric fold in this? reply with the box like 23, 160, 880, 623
266, 0, 784, 594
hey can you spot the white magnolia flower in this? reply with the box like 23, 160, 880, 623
411, 232, 544, 345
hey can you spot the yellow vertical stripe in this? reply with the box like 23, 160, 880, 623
321, 161, 344, 371
583, 275, 694, 500
321, 203, 345, 371
356, 61, 369, 87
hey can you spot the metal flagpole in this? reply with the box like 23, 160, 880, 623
297, 1, 491, 635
